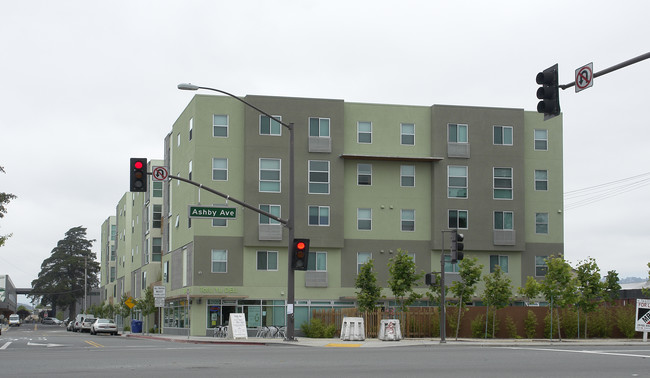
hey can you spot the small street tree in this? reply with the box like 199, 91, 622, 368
135, 287, 156, 333
355, 259, 383, 313
518, 276, 541, 305
449, 257, 482, 340
540, 255, 577, 340
575, 257, 604, 338
0, 166, 17, 248
643, 262, 650, 297
482, 265, 512, 338
602, 270, 621, 305
387, 249, 424, 312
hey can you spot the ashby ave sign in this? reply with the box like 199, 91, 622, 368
188, 205, 237, 219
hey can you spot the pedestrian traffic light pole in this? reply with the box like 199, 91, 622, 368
177, 84, 299, 340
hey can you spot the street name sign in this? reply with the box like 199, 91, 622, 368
188, 205, 237, 219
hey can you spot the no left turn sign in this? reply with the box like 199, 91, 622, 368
575, 62, 593, 93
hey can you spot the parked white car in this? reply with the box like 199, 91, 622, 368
90, 318, 118, 336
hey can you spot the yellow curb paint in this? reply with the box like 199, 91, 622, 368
325, 343, 362, 348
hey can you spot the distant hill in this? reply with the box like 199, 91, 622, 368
619, 277, 647, 284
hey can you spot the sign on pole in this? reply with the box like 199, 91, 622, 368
636, 298, 650, 332
575, 62, 594, 93
188, 205, 237, 219
152, 166, 169, 181
153, 285, 165, 298
124, 296, 135, 309
155, 298, 165, 308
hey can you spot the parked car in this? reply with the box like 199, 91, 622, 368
80, 317, 96, 333
41, 317, 57, 325
90, 318, 119, 336
72, 314, 94, 332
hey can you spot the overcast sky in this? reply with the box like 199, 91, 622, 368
2, 1, 649, 297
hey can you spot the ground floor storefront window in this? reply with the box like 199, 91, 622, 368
164, 300, 188, 328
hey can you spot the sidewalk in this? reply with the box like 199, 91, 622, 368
123, 332, 649, 348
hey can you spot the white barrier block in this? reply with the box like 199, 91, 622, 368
340, 317, 365, 341
378, 319, 402, 341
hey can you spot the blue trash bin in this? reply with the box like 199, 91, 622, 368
131, 320, 143, 333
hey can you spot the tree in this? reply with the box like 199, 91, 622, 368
518, 276, 541, 305
539, 255, 577, 340
575, 257, 604, 338
449, 257, 482, 340
602, 270, 621, 305
354, 259, 384, 313
0, 166, 17, 248
643, 262, 650, 297
482, 265, 512, 338
29, 226, 98, 317
387, 249, 424, 312
135, 287, 156, 333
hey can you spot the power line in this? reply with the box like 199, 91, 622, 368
564, 171, 650, 210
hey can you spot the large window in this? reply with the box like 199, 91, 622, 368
535, 169, 548, 191
308, 206, 329, 226
534, 129, 548, 150
211, 249, 227, 273
260, 158, 281, 192
494, 211, 514, 230
357, 121, 372, 143
536, 212, 549, 234
401, 209, 415, 232
535, 256, 548, 276
309, 117, 330, 137
152, 181, 163, 197
260, 115, 282, 136
400, 123, 415, 145
357, 208, 372, 230
152, 238, 162, 262
257, 251, 278, 271
213, 115, 228, 137
308, 251, 327, 272
448, 166, 468, 198
357, 163, 372, 186
152, 204, 162, 228
444, 255, 459, 273
489, 255, 508, 273
357, 252, 372, 274
308, 160, 329, 194
212, 158, 228, 181
400, 165, 415, 187
493, 126, 513, 145
259, 204, 281, 225
448, 123, 468, 143
448, 209, 468, 229
494, 167, 513, 199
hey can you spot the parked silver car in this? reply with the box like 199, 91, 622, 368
80, 317, 96, 333
90, 318, 118, 336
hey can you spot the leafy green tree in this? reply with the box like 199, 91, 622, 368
116, 294, 133, 326
643, 262, 650, 297
482, 265, 512, 338
603, 270, 621, 305
540, 255, 577, 340
0, 166, 17, 248
354, 259, 383, 313
135, 287, 156, 333
29, 226, 98, 317
449, 257, 483, 340
575, 257, 604, 338
518, 276, 541, 305
387, 249, 424, 312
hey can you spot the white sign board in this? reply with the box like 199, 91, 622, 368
152, 166, 169, 181
575, 62, 594, 93
155, 297, 165, 308
636, 298, 650, 332
153, 286, 166, 298
226, 313, 248, 340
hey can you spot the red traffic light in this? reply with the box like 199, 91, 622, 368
296, 241, 306, 250
134, 160, 144, 169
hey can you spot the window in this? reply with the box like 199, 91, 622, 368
163, 261, 169, 283
535, 170, 548, 191
308, 251, 327, 271
357, 163, 372, 186
260, 158, 281, 192
189, 117, 193, 141
308, 206, 329, 226
152, 238, 162, 262
448, 123, 468, 143
493, 126, 513, 145
401, 209, 415, 231
177, 133, 181, 147
536, 212, 549, 234
260, 115, 282, 136
444, 255, 459, 273
534, 129, 548, 150
188, 160, 192, 181
308, 160, 329, 194
152, 181, 163, 197
535, 256, 548, 276
309, 117, 330, 137
142, 271, 147, 289
357, 208, 372, 230
358, 121, 371, 143
110, 266, 116, 282
448, 166, 468, 198
212, 158, 228, 181
448, 210, 468, 229
212, 217, 226, 227
152, 204, 162, 228
257, 251, 278, 271
213, 115, 228, 137
400, 123, 414, 145
357, 252, 372, 274
259, 204, 281, 225
489, 255, 508, 273
494, 211, 514, 230
211, 249, 227, 273
494, 168, 513, 199
400, 165, 415, 187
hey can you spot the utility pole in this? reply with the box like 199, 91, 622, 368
84, 256, 87, 314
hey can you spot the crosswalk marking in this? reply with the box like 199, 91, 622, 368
0, 342, 11, 350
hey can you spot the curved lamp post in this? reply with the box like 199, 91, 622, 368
177, 83, 298, 341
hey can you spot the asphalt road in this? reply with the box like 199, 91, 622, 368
2, 324, 649, 377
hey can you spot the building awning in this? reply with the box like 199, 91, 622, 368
339, 154, 443, 162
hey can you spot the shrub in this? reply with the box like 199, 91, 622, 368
616, 306, 637, 339
524, 310, 538, 339
562, 308, 578, 339
300, 318, 337, 338
470, 314, 486, 338
505, 315, 520, 339
123, 325, 131, 332
588, 307, 613, 338
430, 310, 440, 338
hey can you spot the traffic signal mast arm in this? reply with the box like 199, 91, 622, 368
559, 51, 650, 90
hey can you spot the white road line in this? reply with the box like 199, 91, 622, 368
0, 342, 11, 350
503, 347, 650, 359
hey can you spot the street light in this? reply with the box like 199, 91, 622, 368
177, 83, 298, 341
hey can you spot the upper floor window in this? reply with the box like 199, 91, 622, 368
534, 129, 548, 150
448, 166, 468, 198
448, 123, 468, 143
535, 256, 548, 276
152, 204, 162, 228
401, 209, 415, 232
357, 208, 372, 230
308, 205, 330, 226
358, 121, 372, 143
257, 250, 278, 271
448, 209, 468, 229
212, 158, 228, 181
309, 117, 330, 137
401, 123, 415, 145
260, 115, 282, 136
213, 115, 228, 137
444, 255, 459, 273
308, 251, 327, 272
400, 165, 415, 187
494, 211, 514, 230
357, 252, 372, 274
493, 126, 513, 145
211, 249, 228, 273
189, 117, 193, 141
152, 181, 163, 197
535, 169, 548, 191
152, 238, 162, 262
260, 158, 281, 192
259, 204, 281, 225
489, 255, 508, 273
494, 167, 513, 199
308, 160, 329, 194
357, 163, 372, 186
536, 212, 549, 234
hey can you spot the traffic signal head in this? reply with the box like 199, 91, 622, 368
536, 64, 560, 120
130, 158, 148, 192
425, 272, 438, 286
291, 238, 310, 271
450, 230, 464, 264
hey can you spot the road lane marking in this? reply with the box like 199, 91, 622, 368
0, 342, 11, 350
325, 343, 362, 348
85, 340, 104, 348
503, 347, 650, 359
